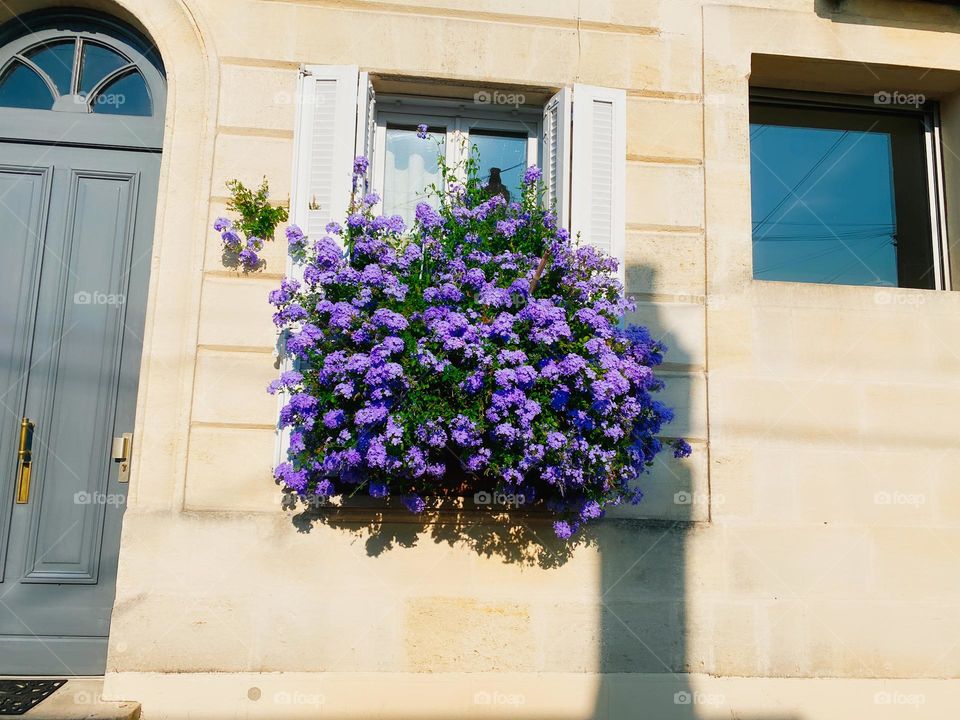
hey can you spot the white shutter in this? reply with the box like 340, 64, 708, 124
291, 65, 360, 239
570, 84, 626, 281
542, 87, 572, 228
354, 72, 376, 200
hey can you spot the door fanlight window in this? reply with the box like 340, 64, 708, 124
0, 37, 152, 116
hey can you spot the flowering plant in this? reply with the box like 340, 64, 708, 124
240, 136, 688, 539
215, 178, 289, 271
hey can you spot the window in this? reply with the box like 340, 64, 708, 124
749, 90, 948, 289
0, 36, 152, 115
372, 101, 541, 228
289, 67, 626, 274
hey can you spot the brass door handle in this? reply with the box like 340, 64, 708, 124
15, 418, 34, 504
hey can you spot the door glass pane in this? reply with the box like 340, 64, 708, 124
79, 42, 129, 96
24, 40, 75, 96
470, 130, 528, 203
383, 125, 445, 230
0, 62, 55, 109
91, 70, 151, 116
750, 102, 934, 289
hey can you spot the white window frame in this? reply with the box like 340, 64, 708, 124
371, 95, 542, 211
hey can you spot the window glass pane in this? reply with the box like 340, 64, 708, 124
80, 42, 129, 96
92, 70, 151, 116
383, 126, 445, 230
470, 130, 528, 202
24, 40, 75, 96
0, 62, 55, 110
750, 101, 934, 289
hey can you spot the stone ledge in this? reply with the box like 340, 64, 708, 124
17, 678, 139, 720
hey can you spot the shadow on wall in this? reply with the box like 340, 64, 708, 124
592, 267, 698, 720
816, 0, 960, 29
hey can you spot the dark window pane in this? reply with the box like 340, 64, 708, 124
383, 126, 445, 230
24, 40, 75, 96
80, 42, 129, 96
92, 70, 151, 116
0, 62, 55, 109
750, 100, 935, 289
470, 130, 528, 201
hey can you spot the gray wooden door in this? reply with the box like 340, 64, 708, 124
0, 11, 166, 676
0, 142, 160, 675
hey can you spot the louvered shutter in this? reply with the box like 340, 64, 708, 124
354, 72, 376, 199
570, 84, 627, 281
291, 65, 361, 239
542, 87, 572, 227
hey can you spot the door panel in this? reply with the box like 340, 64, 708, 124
0, 142, 160, 674
25, 170, 139, 581
0, 164, 50, 583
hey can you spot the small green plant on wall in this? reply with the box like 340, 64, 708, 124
214, 178, 289, 271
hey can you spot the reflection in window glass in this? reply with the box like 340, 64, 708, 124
383, 126, 445, 230
0, 63, 55, 109
750, 100, 935, 289
80, 42, 129, 96
24, 40, 76, 96
470, 131, 528, 202
92, 70, 151, 116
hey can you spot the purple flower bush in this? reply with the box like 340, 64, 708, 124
262, 140, 690, 539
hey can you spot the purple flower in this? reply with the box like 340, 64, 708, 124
286, 225, 306, 248
402, 494, 426, 513
415, 202, 444, 230
495, 219, 518, 238
221, 229, 242, 250
238, 247, 260, 270
353, 156, 370, 176
580, 500, 603, 520
417, 123, 429, 139
553, 521, 573, 540
267, 370, 303, 395
523, 166, 542, 185
323, 409, 346, 429
214, 217, 232, 232
368, 481, 389, 498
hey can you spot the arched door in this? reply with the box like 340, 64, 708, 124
0, 10, 165, 675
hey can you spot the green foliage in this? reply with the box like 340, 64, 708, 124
225, 178, 289, 242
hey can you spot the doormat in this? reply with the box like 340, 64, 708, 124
0, 679, 66, 716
